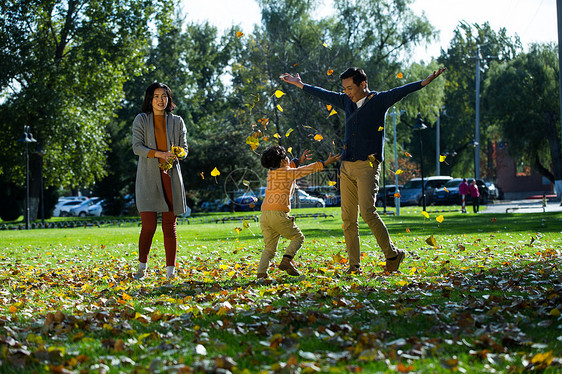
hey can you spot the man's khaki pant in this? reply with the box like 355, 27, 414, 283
258, 210, 304, 274
340, 160, 399, 266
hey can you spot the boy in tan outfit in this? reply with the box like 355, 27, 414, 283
258, 145, 341, 278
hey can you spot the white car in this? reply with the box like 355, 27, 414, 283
85, 199, 105, 217
69, 198, 102, 217
291, 189, 325, 208
53, 200, 83, 217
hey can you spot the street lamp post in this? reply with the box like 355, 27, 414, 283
18, 125, 37, 230
413, 113, 427, 211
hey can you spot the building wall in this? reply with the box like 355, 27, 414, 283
494, 141, 552, 196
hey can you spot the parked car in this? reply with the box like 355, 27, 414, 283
58, 196, 88, 202
87, 200, 105, 217
234, 193, 259, 212
434, 178, 489, 205
304, 185, 340, 207
291, 189, 325, 208
53, 200, 83, 217
485, 181, 499, 200
400, 176, 452, 206
69, 198, 102, 217
376, 184, 403, 207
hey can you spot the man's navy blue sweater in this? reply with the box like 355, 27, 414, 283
303, 81, 423, 162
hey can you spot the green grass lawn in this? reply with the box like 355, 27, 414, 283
1, 207, 561, 373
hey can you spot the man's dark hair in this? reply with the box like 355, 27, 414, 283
339, 67, 368, 86
261, 145, 287, 169
141, 82, 176, 113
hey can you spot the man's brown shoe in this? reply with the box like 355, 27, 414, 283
278, 257, 300, 276
385, 250, 405, 273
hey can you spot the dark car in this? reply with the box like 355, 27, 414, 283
304, 185, 340, 207
434, 178, 489, 205
233, 194, 259, 212
375, 185, 403, 207
400, 176, 453, 206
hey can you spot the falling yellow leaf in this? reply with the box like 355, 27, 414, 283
287, 147, 293, 154
326, 105, 332, 111
285, 128, 293, 137
397, 72, 403, 79
327, 69, 334, 75
236, 31, 244, 38
258, 117, 269, 125
328, 109, 337, 117
378, 126, 384, 131
436, 215, 444, 223
405, 152, 412, 157
276, 104, 283, 112
273, 133, 281, 139
210, 167, 220, 177
425, 234, 437, 248
263, 136, 269, 141
234, 227, 242, 234
422, 211, 429, 219
322, 42, 329, 48
444, 187, 449, 193
242, 180, 250, 187
199, 172, 204, 180
328, 181, 337, 186
394, 192, 401, 198
274, 90, 285, 98
440, 155, 447, 162
243, 220, 250, 229
313, 134, 323, 141
395, 169, 403, 175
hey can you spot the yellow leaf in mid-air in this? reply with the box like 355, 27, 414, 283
287, 147, 293, 154
328, 181, 337, 186
422, 211, 430, 219
378, 126, 384, 131
436, 215, 444, 223
328, 109, 337, 117
199, 172, 204, 179
395, 169, 403, 175
394, 192, 401, 198
242, 180, 250, 187
285, 128, 293, 137
440, 155, 447, 162
397, 72, 403, 79
274, 90, 285, 98
323, 42, 329, 48
234, 227, 242, 234
243, 220, 250, 229
210, 167, 220, 177
236, 31, 244, 37
326, 105, 332, 111
276, 104, 283, 112
444, 187, 449, 193
425, 234, 437, 248
273, 133, 281, 139
313, 134, 323, 141
327, 69, 334, 75
405, 152, 412, 157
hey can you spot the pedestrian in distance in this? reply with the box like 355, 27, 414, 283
459, 178, 469, 213
132, 82, 188, 280
281, 66, 445, 274
469, 179, 480, 213
258, 145, 341, 279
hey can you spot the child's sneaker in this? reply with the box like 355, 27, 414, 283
278, 257, 300, 276
134, 268, 146, 280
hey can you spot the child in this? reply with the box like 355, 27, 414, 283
258, 145, 341, 278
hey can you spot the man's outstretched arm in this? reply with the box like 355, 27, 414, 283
421, 67, 446, 87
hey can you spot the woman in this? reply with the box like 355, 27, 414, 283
132, 82, 188, 280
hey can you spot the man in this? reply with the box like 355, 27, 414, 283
281, 67, 445, 274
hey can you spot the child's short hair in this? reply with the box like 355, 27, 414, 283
261, 145, 287, 169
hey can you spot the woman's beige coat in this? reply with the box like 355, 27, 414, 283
132, 112, 188, 215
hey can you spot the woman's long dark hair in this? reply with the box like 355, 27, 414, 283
141, 82, 176, 113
